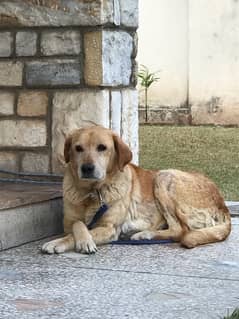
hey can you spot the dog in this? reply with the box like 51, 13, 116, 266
42, 126, 231, 254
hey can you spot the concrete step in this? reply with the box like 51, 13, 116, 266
0, 182, 63, 251
225, 201, 239, 217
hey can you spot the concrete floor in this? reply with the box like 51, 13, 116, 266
0, 218, 239, 319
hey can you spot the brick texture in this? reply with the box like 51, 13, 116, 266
17, 91, 48, 117
25, 60, 81, 87
0, 0, 139, 174
0, 32, 12, 57
16, 31, 37, 56
0, 152, 17, 171
41, 31, 81, 56
0, 62, 23, 86
21, 152, 49, 173
0, 120, 46, 147
0, 92, 15, 115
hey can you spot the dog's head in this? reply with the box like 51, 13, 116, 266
64, 126, 132, 182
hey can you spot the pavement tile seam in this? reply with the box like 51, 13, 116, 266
1, 257, 239, 283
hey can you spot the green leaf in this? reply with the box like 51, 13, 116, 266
137, 65, 160, 88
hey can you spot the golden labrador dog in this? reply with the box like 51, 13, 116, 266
42, 126, 231, 254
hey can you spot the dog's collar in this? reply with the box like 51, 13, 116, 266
96, 189, 104, 206
78, 189, 104, 204
77, 191, 97, 203
87, 189, 109, 230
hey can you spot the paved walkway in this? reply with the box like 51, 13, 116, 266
0, 217, 239, 319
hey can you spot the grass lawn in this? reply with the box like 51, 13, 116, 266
139, 125, 239, 201
223, 308, 239, 319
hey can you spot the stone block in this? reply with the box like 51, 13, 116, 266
25, 60, 81, 87
102, 31, 133, 85
139, 107, 191, 125
52, 90, 109, 172
17, 91, 48, 117
0, 152, 17, 171
84, 31, 103, 86
102, 0, 120, 25
0, 0, 117, 27
0, 32, 12, 57
121, 89, 138, 164
16, 31, 37, 56
0, 199, 63, 251
119, 0, 138, 27
0, 92, 15, 115
84, 30, 133, 86
0, 62, 23, 86
0, 120, 46, 147
41, 30, 81, 56
110, 90, 121, 135
21, 152, 49, 173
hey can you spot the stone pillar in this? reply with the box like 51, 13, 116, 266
0, 0, 138, 174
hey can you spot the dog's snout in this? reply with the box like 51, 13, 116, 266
81, 163, 95, 177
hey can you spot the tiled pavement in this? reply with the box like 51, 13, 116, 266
0, 215, 238, 319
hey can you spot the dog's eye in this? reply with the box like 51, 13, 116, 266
75, 145, 84, 152
97, 144, 107, 152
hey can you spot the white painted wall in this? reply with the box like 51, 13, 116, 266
189, 0, 239, 125
139, 0, 239, 125
138, 0, 188, 108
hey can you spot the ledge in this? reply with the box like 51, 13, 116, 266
0, 181, 62, 210
0, 0, 138, 28
0, 182, 63, 251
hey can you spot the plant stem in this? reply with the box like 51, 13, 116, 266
145, 88, 148, 123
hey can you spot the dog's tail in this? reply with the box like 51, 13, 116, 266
180, 205, 231, 248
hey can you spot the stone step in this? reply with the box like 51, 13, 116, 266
225, 201, 239, 217
0, 182, 63, 251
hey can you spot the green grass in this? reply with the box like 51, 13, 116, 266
223, 308, 239, 319
139, 125, 239, 201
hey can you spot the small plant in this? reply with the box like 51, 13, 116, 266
222, 308, 239, 319
138, 65, 160, 123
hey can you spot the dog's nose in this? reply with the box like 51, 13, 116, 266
81, 163, 95, 176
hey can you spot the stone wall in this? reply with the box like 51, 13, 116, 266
0, 0, 138, 174
139, 106, 191, 125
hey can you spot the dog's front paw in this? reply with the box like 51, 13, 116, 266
130, 230, 155, 241
41, 238, 67, 254
75, 237, 97, 254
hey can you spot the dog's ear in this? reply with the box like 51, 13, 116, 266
64, 135, 72, 163
113, 134, 132, 172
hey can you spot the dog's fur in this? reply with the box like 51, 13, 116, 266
42, 126, 231, 254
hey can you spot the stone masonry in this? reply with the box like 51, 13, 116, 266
0, 0, 139, 174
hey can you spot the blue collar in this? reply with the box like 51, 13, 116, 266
87, 190, 109, 230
